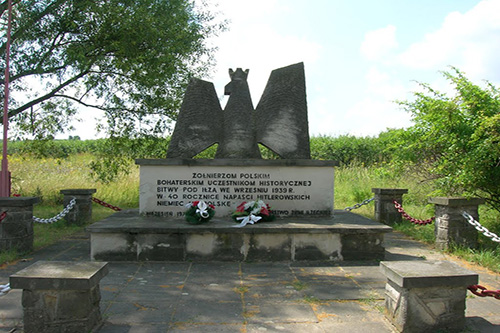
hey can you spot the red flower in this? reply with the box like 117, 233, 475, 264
209, 204, 215, 210
260, 205, 269, 216
236, 202, 247, 212
192, 201, 199, 207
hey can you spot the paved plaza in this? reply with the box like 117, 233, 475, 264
1, 231, 499, 332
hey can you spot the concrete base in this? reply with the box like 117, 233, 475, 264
10, 261, 108, 333
87, 210, 392, 262
380, 261, 478, 333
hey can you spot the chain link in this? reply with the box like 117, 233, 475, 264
462, 211, 500, 243
33, 198, 76, 224
92, 197, 121, 211
468, 284, 500, 299
0, 211, 6, 223
393, 201, 435, 225
344, 197, 374, 211
0, 283, 10, 296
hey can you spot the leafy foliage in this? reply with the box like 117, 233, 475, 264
310, 135, 389, 166
1, 0, 225, 139
390, 68, 500, 211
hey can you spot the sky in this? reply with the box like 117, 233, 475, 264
68, 0, 500, 139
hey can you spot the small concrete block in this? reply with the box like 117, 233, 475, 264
10, 261, 109, 290
380, 260, 478, 288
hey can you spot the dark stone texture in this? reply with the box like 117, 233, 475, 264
372, 188, 408, 225
430, 197, 483, 250
341, 233, 385, 260
255, 62, 310, 159
216, 68, 261, 158
0, 197, 38, 252
60, 188, 96, 226
10, 261, 108, 333
166, 62, 311, 159
167, 78, 223, 158
136, 158, 337, 167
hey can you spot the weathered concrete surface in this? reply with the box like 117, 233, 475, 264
87, 210, 392, 262
10, 261, 108, 290
381, 260, 478, 333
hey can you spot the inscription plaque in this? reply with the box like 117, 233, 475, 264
137, 159, 336, 217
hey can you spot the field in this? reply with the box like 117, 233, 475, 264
1, 139, 499, 273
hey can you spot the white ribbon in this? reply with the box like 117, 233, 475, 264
233, 214, 262, 227
196, 201, 210, 219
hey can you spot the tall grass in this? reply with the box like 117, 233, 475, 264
9, 153, 139, 207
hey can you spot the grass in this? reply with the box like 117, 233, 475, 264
1, 155, 499, 273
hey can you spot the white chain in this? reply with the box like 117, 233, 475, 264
344, 197, 375, 211
462, 211, 500, 243
0, 283, 10, 296
33, 198, 77, 224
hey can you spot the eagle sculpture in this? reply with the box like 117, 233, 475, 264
167, 62, 310, 159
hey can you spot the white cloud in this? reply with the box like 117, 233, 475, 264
398, 0, 500, 81
207, 1, 322, 105
360, 25, 398, 61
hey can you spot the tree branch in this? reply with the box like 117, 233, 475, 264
1, 69, 89, 123
0, 0, 67, 55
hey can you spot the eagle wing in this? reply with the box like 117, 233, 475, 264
167, 78, 223, 158
255, 62, 311, 159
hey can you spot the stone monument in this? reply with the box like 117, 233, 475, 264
88, 62, 392, 262
137, 62, 336, 217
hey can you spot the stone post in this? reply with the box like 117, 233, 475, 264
380, 260, 478, 333
60, 189, 96, 226
10, 261, 109, 333
0, 197, 39, 252
428, 197, 484, 250
372, 188, 408, 225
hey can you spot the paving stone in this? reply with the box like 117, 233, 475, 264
244, 300, 318, 324
172, 299, 244, 323
103, 300, 174, 325
168, 322, 245, 332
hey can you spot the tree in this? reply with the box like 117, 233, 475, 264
0, 0, 225, 139
391, 68, 500, 212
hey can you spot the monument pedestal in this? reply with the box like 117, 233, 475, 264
88, 158, 392, 261
87, 210, 391, 261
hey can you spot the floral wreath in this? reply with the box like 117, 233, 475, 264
232, 200, 275, 227
184, 201, 215, 224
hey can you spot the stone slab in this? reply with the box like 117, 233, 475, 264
428, 197, 485, 206
60, 188, 97, 195
10, 261, 109, 290
87, 210, 391, 261
380, 260, 478, 288
136, 159, 337, 218
372, 188, 408, 195
87, 209, 391, 234
0, 197, 39, 207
